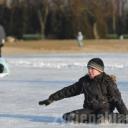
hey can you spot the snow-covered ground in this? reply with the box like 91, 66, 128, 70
0, 53, 128, 128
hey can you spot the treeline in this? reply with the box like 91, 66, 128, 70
0, 0, 128, 39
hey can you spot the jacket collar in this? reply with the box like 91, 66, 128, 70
91, 72, 104, 82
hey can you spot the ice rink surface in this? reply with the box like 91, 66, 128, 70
0, 53, 128, 128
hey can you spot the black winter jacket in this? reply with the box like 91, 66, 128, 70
49, 72, 128, 114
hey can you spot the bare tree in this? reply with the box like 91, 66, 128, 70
36, 0, 49, 38
116, 0, 127, 37
68, 0, 86, 34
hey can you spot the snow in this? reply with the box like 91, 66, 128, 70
0, 53, 128, 128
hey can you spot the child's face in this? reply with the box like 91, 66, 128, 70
88, 67, 101, 79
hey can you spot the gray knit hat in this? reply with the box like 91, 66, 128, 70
87, 58, 104, 72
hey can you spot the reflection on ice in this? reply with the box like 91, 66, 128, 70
7, 54, 128, 69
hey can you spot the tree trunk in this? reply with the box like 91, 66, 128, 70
37, 5, 48, 39
38, 10, 45, 39
112, 15, 116, 33
93, 22, 100, 39
112, 0, 116, 33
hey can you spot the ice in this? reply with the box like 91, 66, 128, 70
0, 53, 128, 128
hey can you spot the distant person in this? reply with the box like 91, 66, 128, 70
77, 32, 84, 47
38, 58, 128, 123
0, 25, 10, 77
0, 25, 6, 57
0, 63, 4, 73
0, 57, 10, 77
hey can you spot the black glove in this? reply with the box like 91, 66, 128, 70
38, 99, 53, 106
0, 43, 3, 47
